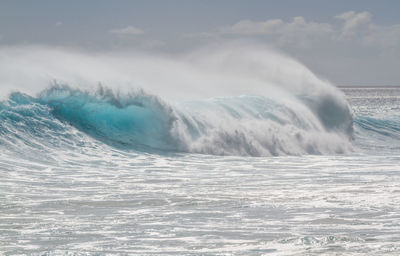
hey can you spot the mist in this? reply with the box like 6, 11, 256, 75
0, 43, 344, 103
0, 43, 354, 156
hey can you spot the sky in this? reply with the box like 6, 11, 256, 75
1, 0, 400, 86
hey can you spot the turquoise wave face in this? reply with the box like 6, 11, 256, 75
38, 86, 178, 151
0, 85, 362, 156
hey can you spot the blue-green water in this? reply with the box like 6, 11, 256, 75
0, 86, 399, 255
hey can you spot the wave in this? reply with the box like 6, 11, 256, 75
354, 115, 400, 151
0, 84, 355, 156
0, 45, 360, 156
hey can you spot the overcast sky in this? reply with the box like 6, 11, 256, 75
1, 0, 400, 86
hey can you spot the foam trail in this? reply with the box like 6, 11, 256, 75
0, 44, 354, 156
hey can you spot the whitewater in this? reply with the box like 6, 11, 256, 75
0, 45, 399, 255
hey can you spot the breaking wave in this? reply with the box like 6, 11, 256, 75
0, 84, 354, 156
0, 44, 358, 156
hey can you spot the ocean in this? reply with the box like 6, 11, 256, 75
0, 47, 399, 255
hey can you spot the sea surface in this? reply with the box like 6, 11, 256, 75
0, 86, 399, 255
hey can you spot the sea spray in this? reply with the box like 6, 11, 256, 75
0, 43, 354, 156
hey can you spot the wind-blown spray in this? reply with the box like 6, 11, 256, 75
0, 44, 354, 156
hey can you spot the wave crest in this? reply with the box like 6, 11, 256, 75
19, 84, 353, 156
0, 45, 356, 156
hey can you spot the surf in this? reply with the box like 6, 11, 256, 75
0, 44, 356, 156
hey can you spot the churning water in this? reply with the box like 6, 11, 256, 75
0, 46, 399, 255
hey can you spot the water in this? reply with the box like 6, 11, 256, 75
0, 86, 399, 255
1, 45, 400, 255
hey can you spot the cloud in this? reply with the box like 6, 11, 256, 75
335, 11, 372, 36
215, 11, 400, 51
55, 21, 63, 27
221, 16, 332, 36
200, 11, 400, 85
220, 16, 333, 48
334, 11, 400, 50
221, 19, 284, 35
109, 26, 144, 35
